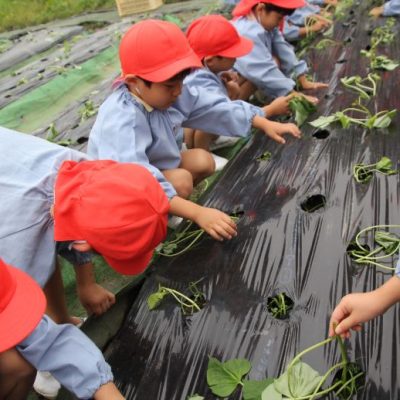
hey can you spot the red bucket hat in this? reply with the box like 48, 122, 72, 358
119, 19, 202, 82
0, 259, 46, 352
186, 15, 253, 60
233, 0, 306, 17
54, 160, 169, 275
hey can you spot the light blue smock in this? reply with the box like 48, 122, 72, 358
308, 0, 325, 6
184, 67, 264, 117
232, 17, 308, 98
17, 315, 113, 400
0, 127, 88, 287
88, 82, 260, 199
283, 3, 321, 41
383, 0, 400, 16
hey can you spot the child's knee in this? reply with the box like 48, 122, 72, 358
171, 169, 194, 198
194, 149, 216, 178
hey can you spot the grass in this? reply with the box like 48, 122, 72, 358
0, 0, 191, 33
0, 0, 116, 32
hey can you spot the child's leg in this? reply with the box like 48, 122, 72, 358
194, 131, 218, 151
43, 259, 80, 325
162, 168, 195, 198
162, 149, 215, 197
0, 348, 36, 400
180, 149, 215, 184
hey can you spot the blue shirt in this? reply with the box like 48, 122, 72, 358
17, 316, 113, 400
283, 3, 321, 41
308, 0, 325, 5
232, 17, 308, 98
184, 67, 264, 117
88, 83, 260, 199
383, 0, 400, 15
0, 127, 88, 287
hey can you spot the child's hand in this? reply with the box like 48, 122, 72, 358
291, 91, 319, 105
194, 207, 237, 241
369, 6, 384, 17
77, 283, 116, 316
221, 71, 241, 100
264, 121, 301, 144
298, 75, 329, 90
309, 19, 331, 33
329, 291, 383, 338
263, 95, 292, 117
325, 0, 338, 6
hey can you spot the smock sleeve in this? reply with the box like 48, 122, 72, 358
175, 82, 264, 137
17, 315, 113, 400
88, 90, 177, 199
383, 0, 400, 16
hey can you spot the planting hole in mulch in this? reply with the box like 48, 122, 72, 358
336, 58, 347, 64
300, 194, 326, 213
365, 44, 372, 51
76, 136, 88, 144
344, 36, 353, 44
256, 150, 272, 162
267, 292, 294, 320
346, 242, 370, 261
313, 129, 330, 139
333, 362, 365, 400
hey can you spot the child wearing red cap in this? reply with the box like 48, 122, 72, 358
0, 258, 124, 399
89, 19, 300, 238
231, 0, 328, 99
0, 126, 168, 396
184, 14, 307, 154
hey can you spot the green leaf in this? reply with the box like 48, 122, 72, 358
374, 231, 400, 254
376, 156, 393, 172
207, 357, 251, 397
243, 378, 274, 400
147, 290, 168, 310
261, 382, 282, 400
372, 110, 396, 128
309, 115, 337, 129
187, 395, 204, 400
274, 361, 322, 397
372, 55, 399, 71
289, 96, 317, 126
335, 112, 351, 128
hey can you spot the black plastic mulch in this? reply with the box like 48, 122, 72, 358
103, 2, 400, 399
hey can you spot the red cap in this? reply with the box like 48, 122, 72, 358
0, 259, 46, 352
119, 19, 202, 82
233, 0, 306, 17
186, 15, 253, 60
54, 160, 169, 275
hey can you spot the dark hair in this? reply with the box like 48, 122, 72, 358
263, 3, 295, 16
140, 68, 193, 87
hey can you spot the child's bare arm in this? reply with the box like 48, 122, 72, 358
75, 263, 116, 316
94, 382, 125, 400
329, 276, 400, 338
263, 95, 292, 117
297, 74, 329, 90
252, 115, 301, 144
169, 196, 237, 241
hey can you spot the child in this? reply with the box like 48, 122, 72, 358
231, 0, 329, 100
184, 14, 300, 154
283, 2, 332, 42
329, 273, 400, 338
308, 0, 338, 6
370, 0, 400, 17
0, 258, 124, 399
88, 20, 300, 240
1, 126, 168, 397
